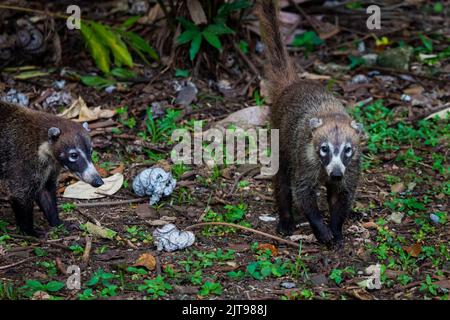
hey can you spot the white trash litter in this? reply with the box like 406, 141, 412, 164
132, 168, 176, 205
153, 224, 195, 252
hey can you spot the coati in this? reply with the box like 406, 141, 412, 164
0, 100, 104, 236
257, 0, 364, 246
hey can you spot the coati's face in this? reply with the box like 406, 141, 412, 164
309, 117, 364, 181
48, 124, 104, 187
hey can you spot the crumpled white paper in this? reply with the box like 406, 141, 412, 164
152, 224, 195, 252
132, 168, 176, 205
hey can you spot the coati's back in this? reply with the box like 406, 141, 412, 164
256, 1, 346, 128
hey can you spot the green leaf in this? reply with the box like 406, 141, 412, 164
419, 34, 433, 53
80, 75, 115, 88
122, 16, 140, 29
110, 67, 136, 79
124, 31, 159, 60
238, 40, 249, 54
202, 31, 222, 51
91, 22, 133, 68
189, 33, 202, 61
204, 23, 235, 35
292, 31, 323, 51
177, 29, 200, 45
25, 280, 44, 291
175, 69, 189, 78
80, 22, 110, 73
45, 281, 65, 292
176, 17, 197, 30
433, 2, 443, 13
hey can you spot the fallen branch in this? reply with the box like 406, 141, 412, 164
82, 235, 92, 264
185, 222, 315, 250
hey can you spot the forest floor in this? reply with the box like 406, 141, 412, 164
0, 1, 449, 300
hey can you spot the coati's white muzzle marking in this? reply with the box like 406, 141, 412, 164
325, 143, 346, 176
76, 148, 101, 184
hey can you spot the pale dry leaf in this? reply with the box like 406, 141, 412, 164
62, 173, 123, 199
59, 96, 116, 122
84, 222, 117, 240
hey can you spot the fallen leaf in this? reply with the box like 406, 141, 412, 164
63, 173, 123, 199
135, 204, 158, 219
110, 164, 125, 175
404, 243, 422, 257
147, 216, 177, 226
257, 243, 278, 256
133, 253, 156, 271
362, 221, 379, 229
387, 212, 404, 224
59, 96, 116, 122
425, 105, 450, 120
84, 222, 117, 240
390, 182, 405, 193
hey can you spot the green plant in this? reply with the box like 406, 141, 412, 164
138, 276, 172, 299
86, 269, 119, 298
291, 31, 323, 52
199, 281, 222, 296
176, 0, 251, 60
420, 275, 439, 296
21, 280, 65, 298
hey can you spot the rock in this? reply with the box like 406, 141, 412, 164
132, 168, 176, 205
362, 53, 378, 66
280, 282, 296, 289
311, 274, 328, 286
351, 74, 369, 84
377, 46, 413, 71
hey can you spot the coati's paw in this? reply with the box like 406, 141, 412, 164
61, 220, 80, 232
313, 225, 334, 246
20, 227, 45, 238
277, 219, 295, 236
348, 210, 362, 221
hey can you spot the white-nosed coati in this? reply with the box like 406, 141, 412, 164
0, 101, 104, 236
257, 0, 365, 247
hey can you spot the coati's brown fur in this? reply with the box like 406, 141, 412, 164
257, 0, 364, 246
0, 101, 103, 236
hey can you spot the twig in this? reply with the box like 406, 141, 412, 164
185, 222, 302, 249
82, 235, 92, 264
0, 257, 35, 270
63, 198, 147, 209
233, 43, 260, 76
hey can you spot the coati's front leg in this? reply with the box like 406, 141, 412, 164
11, 197, 37, 237
274, 160, 294, 235
36, 179, 61, 227
293, 184, 333, 245
327, 184, 353, 247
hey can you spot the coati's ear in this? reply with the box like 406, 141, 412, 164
82, 122, 91, 132
309, 118, 323, 130
48, 127, 61, 143
351, 120, 367, 139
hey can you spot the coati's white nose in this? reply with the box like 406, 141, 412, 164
81, 162, 104, 188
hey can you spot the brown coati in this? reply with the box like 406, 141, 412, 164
256, 0, 365, 246
0, 101, 104, 236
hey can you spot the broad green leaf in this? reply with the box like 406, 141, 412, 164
177, 29, 200, 45
124, 31, 159, 60
202, 30, 222, 51
175, 69, 189, 78
45, 281, 65, 292
91, 22, 133, 68
189, 32, 202, 60
419, 34, 433, 52
176, 17, 197, 30
205, 23, 235, 35
80, 22, 110, 73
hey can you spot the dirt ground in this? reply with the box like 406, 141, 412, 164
0, 1, 449, 300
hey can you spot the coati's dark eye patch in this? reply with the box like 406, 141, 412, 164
319, 144, 329, 157
69, 151, 79, 162
344, 144, 353, 157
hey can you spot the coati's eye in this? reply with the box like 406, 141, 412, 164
69, 152, 79, 162
344, 146, 352, 157
320, 145, 329, 157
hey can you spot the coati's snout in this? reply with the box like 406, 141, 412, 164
309, 117, 364, 180
48, 126, 104, 188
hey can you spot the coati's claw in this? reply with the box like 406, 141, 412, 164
313, 225, 334, 245
277, 219, 295, 236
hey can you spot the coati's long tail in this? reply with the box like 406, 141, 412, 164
256, 0, 298, 99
